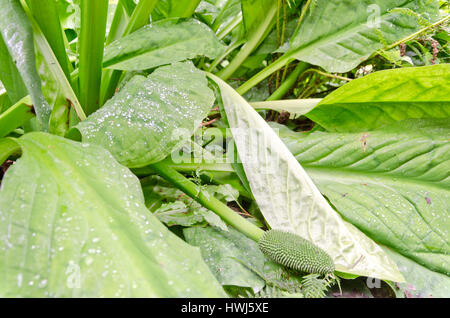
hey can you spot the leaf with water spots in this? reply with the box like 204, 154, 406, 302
0, 132, 226, 297
0, 0, 51, 130
276, 119, 450, 276
76, 61, 215, 168
209, 73, 404, 282
103, 18, 225, 71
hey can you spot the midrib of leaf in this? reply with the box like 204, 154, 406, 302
19, 138, 176, 296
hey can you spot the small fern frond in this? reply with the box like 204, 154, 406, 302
389, 8, 432, 28
301, 273, 337, 298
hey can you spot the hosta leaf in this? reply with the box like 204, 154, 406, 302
103, 19, 225, 71
383, 248, 450, 298
286, 0, 440, 72
0, 34, 27, 104
184, 226, 305, 294
76, 62, 215, 168
241, 0, 275, 37
0, 0, 51, 130
276, 119, 449, 276
0, 132, 226, 297
209, 73, 404, 282
306, 65, 450, 132
184, 226, 266, 292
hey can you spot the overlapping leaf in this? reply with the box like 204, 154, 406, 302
286, 0, 440, 72
0, 132, 226, 297
103, 19, 225, 71
209, 73, 404, 282
76, 62, 215, 167
276, 119, 449, 276
306, 65, 450, 132
0, 0, 51, 129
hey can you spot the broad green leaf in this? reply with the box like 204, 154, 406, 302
184, 226, 306, 294
184, 226, 266, 292
103, 19, 225, 71
0, 132, 226, 297
211, 0, 242, 35
383, 247, 450, 298
209, 73, 404, 282
286, 0, 440, 72
76, 62, 215, 168
0, 0, 51, 130
0, 138, 20, 166
0, 96, 34, 138
276, 119, 449, 276
27, 8, 86, 134
0, 34, 27, 104
241, 0, 275, 37
0, 90, 11, 114
307, 65, 450, 132
144, 179, 231, 231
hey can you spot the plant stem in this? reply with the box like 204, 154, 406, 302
28, 0, 71, 80
149, 161, 264, 242
78, 0, 108, 115
217, 3, 277, 80
387, 15, 450, 50
236, 53, 293, 95
100, 0, 158, 105
168, 0, 201, 18
267, 62, 309, 101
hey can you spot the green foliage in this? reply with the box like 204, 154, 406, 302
277, 119, 450, 276
307, 64, 450, 132
76, 62, 215, 167
103, 19, 225, 71
0, 0, 447, 299
0, 132, 226, 297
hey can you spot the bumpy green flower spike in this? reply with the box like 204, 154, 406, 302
258, 230, 335, 274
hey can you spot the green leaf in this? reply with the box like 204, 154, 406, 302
216, 0, 276, 80
277, 119, 449, 276
78, 0, 109, 115
0, 34, 27, 104
27, 11, 86, 134
0, 138, 20, 166
153, 0, 202, 19
307, 65, 450, 132
0, 95, 34, 138
0, 0, 51, 130
383, 247, 450, 298
76, 62, 214, 168
154, 201, 205, 227
287, 0, 440, 73
28, 0, 71, 80
208, 73, 404, 282
184, 226, 310, 295
0, 132, 226, 297
103, 19, 225, 71
241, 0, 275, 37
250, 99, 321, 119
237, 0, 441, 94
183, 226, 269, 293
